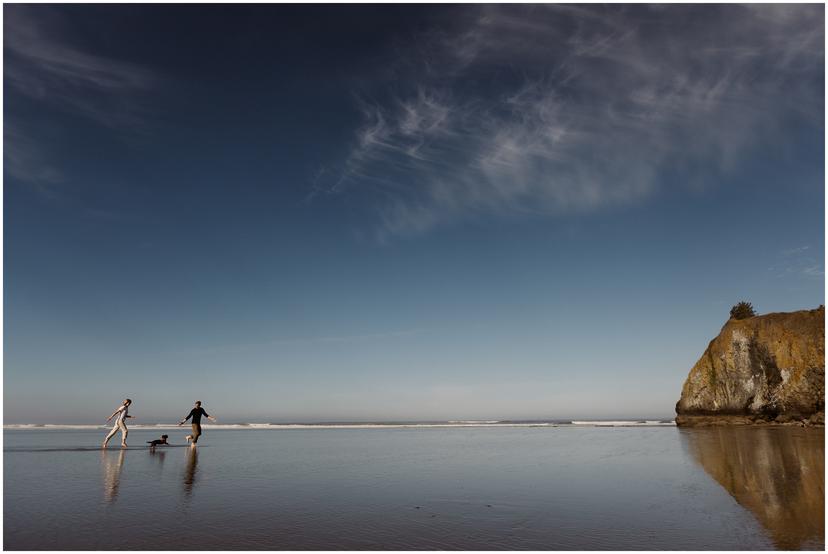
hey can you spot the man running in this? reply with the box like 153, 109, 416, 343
103, 398, 133, 448
178, 400, 216, 445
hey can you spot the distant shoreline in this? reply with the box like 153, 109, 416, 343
4, 420, 677, 430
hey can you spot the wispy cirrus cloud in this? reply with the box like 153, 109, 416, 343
769, 245, 824, 279
5, 5, 156, 188
781, 245, 811, 257
4, 123, 64, 190
325, 4, 824, 239
5, 6, 154, 127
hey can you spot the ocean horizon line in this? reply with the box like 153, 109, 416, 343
4, 419, 677, 430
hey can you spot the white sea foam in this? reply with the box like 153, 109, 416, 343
43, 425, 108, 429
570, 420, 676, 427
4, 422, 553, 430
4, 420, 676, 430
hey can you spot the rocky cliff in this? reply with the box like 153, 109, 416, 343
676, 306, 824, 426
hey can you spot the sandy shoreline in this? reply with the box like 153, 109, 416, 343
4, 420, 677, 430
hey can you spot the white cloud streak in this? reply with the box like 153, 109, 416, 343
4, 123, 64, 189
5, 6, 155, 188
781, 245, 811, 256
5, 6, 154, 127
770, 245, 824, 279
329, 4, 824, 238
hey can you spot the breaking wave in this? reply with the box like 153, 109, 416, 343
5, 419, 676, 430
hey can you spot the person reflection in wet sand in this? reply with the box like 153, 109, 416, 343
101, 448, 126, 503
183, 445, 199, 497
681, 427, 824, 550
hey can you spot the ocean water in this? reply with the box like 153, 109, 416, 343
4, 425, 823, 550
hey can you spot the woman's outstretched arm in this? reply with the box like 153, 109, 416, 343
106, 406, 122, 422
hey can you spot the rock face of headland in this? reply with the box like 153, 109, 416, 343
676, 306, 824, 426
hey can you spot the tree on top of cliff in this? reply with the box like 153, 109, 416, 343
729, 301, 756, 320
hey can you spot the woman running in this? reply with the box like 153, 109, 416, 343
178, 400, 216, 445
102, 398, 133, 448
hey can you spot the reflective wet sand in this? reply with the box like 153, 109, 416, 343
4, 427, 822, 549
101, 448, 126, 504
681, 426, 824, 550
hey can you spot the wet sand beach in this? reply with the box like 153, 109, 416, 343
4, 426, 823, 550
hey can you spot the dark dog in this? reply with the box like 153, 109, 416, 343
147, 434, 169, 448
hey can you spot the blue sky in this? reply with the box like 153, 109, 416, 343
4, 4, 824, 423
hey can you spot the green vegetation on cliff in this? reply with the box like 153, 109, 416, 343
729, 301, 756, 320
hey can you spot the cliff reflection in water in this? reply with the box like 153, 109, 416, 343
681, 427, 824, 550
